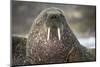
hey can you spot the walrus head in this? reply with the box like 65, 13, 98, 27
31, 7, 68, 41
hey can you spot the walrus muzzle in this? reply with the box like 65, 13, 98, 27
46, 12, 62, 40
47, 27, 61, 40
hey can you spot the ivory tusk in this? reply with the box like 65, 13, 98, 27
47, 27, 50, 40
58, 28, 61, 40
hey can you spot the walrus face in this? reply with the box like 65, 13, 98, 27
43, 8, 65, 40
46, 10, 62, 28
33, 7, 67, 41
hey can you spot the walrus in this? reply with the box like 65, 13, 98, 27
25, 7, 95, 65
12, 7, 95, 66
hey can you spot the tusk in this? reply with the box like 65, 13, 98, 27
47, 27, 50, 40
58, 28, 61, 40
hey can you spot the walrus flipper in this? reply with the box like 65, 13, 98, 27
12, 35, 27, 66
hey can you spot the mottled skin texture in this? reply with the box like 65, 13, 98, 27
26, 7, 95, 65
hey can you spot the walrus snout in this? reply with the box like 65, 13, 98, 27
45, 9, 63, 41
47, 27, 61, 40
48, 14, 60, 28
47, 12, 61, 21
46, 12, 62, 28
46, 14, 61, 41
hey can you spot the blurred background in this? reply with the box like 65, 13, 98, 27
12, 1, 96, 48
